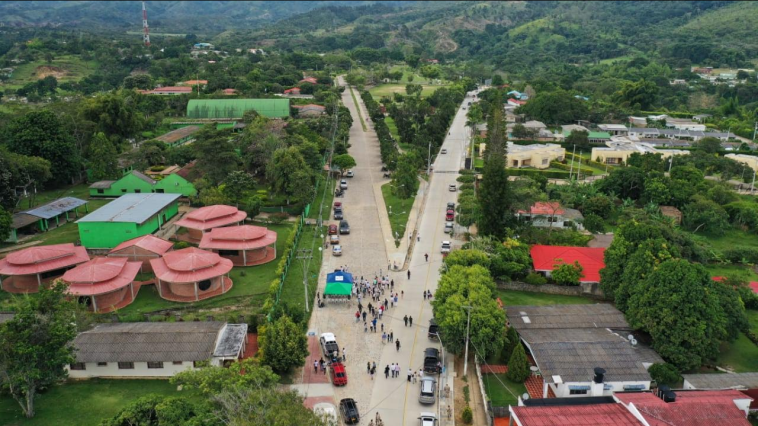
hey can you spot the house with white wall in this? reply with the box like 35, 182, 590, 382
67, 321, 248, 378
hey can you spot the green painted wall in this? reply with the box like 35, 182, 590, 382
78, 201, 180, 249
186, 99, 290, 119
90, 173, 154, 197
154, 174, 197, 197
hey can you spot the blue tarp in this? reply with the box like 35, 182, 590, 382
326, 270, 353, 284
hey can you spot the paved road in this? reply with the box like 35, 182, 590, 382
366, 89, 479, 426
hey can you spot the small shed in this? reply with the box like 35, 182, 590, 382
659, 206, 682, 225
7, 197, 89, 242
108, 235, 173, 273
324, 270, 353, 299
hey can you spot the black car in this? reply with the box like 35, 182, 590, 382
339, 220, 350, 234
447, 202, 455, 210
428, 318, 439, 340
334, 208, 344, 220
423, 347, 440, 374
340, 398, 360, 424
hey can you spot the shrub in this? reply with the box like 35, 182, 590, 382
458, 183, 475, 191
457, 174, 475, 184
173, 241, 191, 249
524, 272, 547, 285
256, 189, 269, 201
269, 212, 289, 225
462, 406, 473, 424
506, 343, 530, 383
552, 261, 583, 286
583, 213, 605, 234
247, 315, 259, 332
648, 363, 680, 386
459, 168, 475, 175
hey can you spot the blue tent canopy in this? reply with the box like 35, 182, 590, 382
326, 270, 353, 284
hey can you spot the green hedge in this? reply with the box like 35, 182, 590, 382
550, 161, 595, 176
564, 152, 607, 169
502, 169, 572, 179
263, 215, 304, 315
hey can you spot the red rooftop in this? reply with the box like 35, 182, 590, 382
174, 205, 247, 243
0, 243, 90, 293
199, 225, 277, 266
108, 235, 173, 273
511, 403, 642, 426
615, 390, 752, 425
530, 245, 606, 283
62, 257, 142, 313
150, 247, 233, 302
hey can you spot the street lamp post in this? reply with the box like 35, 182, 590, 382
463, 305, 472, 376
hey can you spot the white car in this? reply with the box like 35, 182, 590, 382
440, 149, 447, 154
441, 241, 451, 254
332, 245, 342, 256
340, 180, 348, 190
419, 412, 438, 426
346, 170, 354, 177
448, 184, 456, 192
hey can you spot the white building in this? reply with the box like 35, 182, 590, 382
591, 136, 689, 165
506, 304, 662, 399
597, 124, 629, 136
67, 322, 248, 378
517, 202, 584, 230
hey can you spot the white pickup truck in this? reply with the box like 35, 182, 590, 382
320, 332, 340, 359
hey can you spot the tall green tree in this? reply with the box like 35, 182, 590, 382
87, 132, 119, 180
565, 130, 590, 150
391, 152, 420, 199
478, 106, 511, 238
222, 171, 256, 207
506, 343, 530, 383
712, 280, 749, 340
171, 358, 279, 396
259, 315, 308, 374
626, 259, 726, 371
0, 281, 79, 418
101, 394, 216, 426
193, 128, 240, 185
268, 147, 314, 205
332, 154, 356, 175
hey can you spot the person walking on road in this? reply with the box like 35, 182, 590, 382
385, 365, 390, 379
342, 348, 346, 361
423, 291, 427, 301
407, 368, 412, 382
367, 362, 371, 374
417, 233, 421, 242
314, 360, 318, 373
409, 316, 413, 327
424, 253, 428, 262
403, 315, 408, 327
407, 270, 411, 279
396, 339, 401, 352
389, 330, 394, 342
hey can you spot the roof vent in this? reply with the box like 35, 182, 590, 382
663, 391, 676, 403
593, 367, 606, 384
658, 385, 670, 399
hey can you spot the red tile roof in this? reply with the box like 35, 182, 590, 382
518, 202, 565, 216
222, 88, 237, 94
0, 244, 90, 276
62, 257, 141, 296
616, 390, 751, 426
199, 225, 277, 251
110, 235, 173, 255
150, 86, 192, 93
712, 276, 758, 294
300, 77, 318, 84
284, 87, 301, 94
150, 247, 232, 283
182, 80, 208, 85
530, 245, 606, 283
511, 404, 643, 426
175, 205, 247, 231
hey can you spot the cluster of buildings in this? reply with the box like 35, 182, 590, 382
0, 196, 277, 312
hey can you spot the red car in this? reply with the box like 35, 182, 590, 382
445, 209, 454, 221
331, 362, 348, 386
334, 201, 342, 209
328, 224, 338, 235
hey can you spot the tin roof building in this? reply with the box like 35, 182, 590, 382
199, 225, 277, 266
7, 197, 89, 243
150, 247, 233, 302
186, 99, 290, 119
62, 257, 142, 313
0, 243, 90, 293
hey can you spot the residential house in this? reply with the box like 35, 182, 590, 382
529, 245, 604, 283
67, 322, 248, 378
597, 124, 628, 136
293, 104, 327, 117
627, 127, 734, 141
507, 99, 527, 107
683, 372, 758, 410
591, 137, 689, 165
76, 193, 181, 249
506, 304, 662, 399
7, 197, 89, 243
0, 244, 90, 293
560, 124, 588, 134
509, 389, 752, 426
180, 80, 208, 87
500, 143, 565, 169
300, 77, 318, 85
665, 118, 706, 131
283, 87, 301, 96
517, 203, 584, 231
174, 205, 247, 243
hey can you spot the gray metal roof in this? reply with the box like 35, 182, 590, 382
131, 170, 157, 185
25, 197, 88, 220
72, 322, 226, 363
507, 304, 630, 331
683, 373, 758, 390
12, 213, 38, 229
76, 193, 180, 225
213, 324, 248, 358
89, 180, 115, 189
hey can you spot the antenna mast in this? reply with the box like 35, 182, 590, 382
142, 1, 150, 46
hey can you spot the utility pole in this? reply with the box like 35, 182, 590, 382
296, 249, 313, 312
141, 1, 150, 47
569, 145, 576, 180
427, 139, 432, 175
463, 305, 472, 376
753, 122, 758, 141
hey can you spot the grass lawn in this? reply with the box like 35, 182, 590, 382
704, 264, 758, 281
3, 55, 98, 90
717, 332, 758, 373
114, 222, 295, 320
348, 86, 367, 131
279, 225, 324, 314
483, 373, 527, 408
0, 379, 194, 426
368, 84, 440, 99
381, 183, 414, 246
307, 174, 336, 223
689, 229, 758, 254
495, 289, 593, 307
384, 117, 413, 151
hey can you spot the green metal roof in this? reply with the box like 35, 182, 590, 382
186, 99, 290, 119
562, 130, 612, 139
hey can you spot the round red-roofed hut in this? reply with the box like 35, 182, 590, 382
62, 257, 142, 313
199, 225, 277, 266
0, 243, 90, 293
174, 205, 247, 243
108, 235, 173, 273
150, 247, 233, 302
